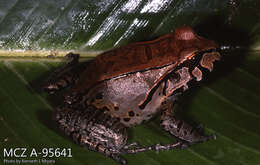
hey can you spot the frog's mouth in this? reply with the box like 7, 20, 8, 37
189, 48, 221, 81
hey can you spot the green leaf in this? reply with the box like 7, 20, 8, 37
1, 0, 258, 52
1, 0, 260, 165
0, 52, 260, 165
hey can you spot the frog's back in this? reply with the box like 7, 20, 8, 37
74, 26, 217, 92
74, 33, 177, 92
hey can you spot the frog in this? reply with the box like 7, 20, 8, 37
44, 26, 221, 165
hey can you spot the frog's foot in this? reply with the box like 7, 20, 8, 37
43, 73, 77, 94
160, 117, 216, 146
122, 142, 184, 154
122, 142, 139, 149
43, 53, 87, 94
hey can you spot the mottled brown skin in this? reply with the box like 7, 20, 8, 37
44, 26, 221, 165
73, 26, 218, 93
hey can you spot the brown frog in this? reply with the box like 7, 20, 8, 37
44, 26, 221, 165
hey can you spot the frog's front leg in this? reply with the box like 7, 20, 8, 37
43, 53, 88, 94
160, 100, 216, 147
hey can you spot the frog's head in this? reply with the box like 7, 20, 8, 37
173, 26, 221, 81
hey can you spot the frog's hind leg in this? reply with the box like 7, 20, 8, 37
159, 100, 216, 147
43, 53, 88, 94
53, 105, 128, 165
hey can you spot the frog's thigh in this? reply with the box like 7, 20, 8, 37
160, 100, 216, 144
53, 106, 128, 165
